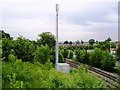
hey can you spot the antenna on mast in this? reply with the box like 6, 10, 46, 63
56, 4, 59, 14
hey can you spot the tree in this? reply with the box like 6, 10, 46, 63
106, 37, 111, 42
69, 41, 72, 45
97, 41, 110, 51
2, 38, 13, 61
89, 39, 95, 45
2, 32, 37, 62
1, 31, 14, 61
13, 36, 36, 62
95, 40, 99, 44
37, 32, 55, 48
81, 40, 84, 44
1, 30, 13, 40
111, 42, 116, 48
75, 40, 80, 44
64, 41, 68, 44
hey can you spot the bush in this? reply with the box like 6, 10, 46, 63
63, 48, 68, 58
89, 48, 116, 71
68, 50, 73, 59
50, 49, 55, 64
8, 54, 16, 63
80, 50, 88, 64
116, 48, 120, 61
76, 49, 88, 64
115, 65, 120, 75
34, 44, 51, 64
89, 48, 103, 68
2, 58, 106, 88
113, 79, 120, 88
1, 31, 107, 88
59, 51, 64, 63
75, 49, 81, 62
101, 50, 116, 71
13, 36, 36, 62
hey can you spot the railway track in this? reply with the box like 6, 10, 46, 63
65, 59, 120, 88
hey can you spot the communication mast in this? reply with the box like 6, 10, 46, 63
56, 4, 59, 65
55, 4, 70, 74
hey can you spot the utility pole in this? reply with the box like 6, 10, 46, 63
56, 4, 59, 65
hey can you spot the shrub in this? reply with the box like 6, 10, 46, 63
89, 48, 103, 68
50, 49, 55, 64
8, 54, 16, 62
68, 50, 73, 59
2, 59, 106, 88
76, 49, 88, 64
63, 48, 68, 58
79, 50, 88, 64
13, 36, 36, 62
44, 60, 53, 70
34, 44, 51, 64
116, 48, 120, 61
115, 65, 120, 75
89, 48, 116, 71
75, 49, 81, 62
59, 51, 64, 63
101, 50, 116, 71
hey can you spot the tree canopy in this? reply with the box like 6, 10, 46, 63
37, 32, 55, 48
64, 41, 69, 44
89, 39, 95, 45
0, 30, 13, 39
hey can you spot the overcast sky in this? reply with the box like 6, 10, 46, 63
0, 0, 119, 42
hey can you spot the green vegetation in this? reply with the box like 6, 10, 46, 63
37, 32, 55, 48
76, 49, 88, 64
116, 47, 120, 61
62, 40, 117, 72
68, 50, 73, 59
59, 49, 64, 63
2, 55, 106, 88
115, 64, 120, 75
89, 48, 116, 71
1, 30, 107, 88
89, 39, 95, 45
34, 44, 51, 64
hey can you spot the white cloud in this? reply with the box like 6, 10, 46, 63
0, 0, 118, 41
